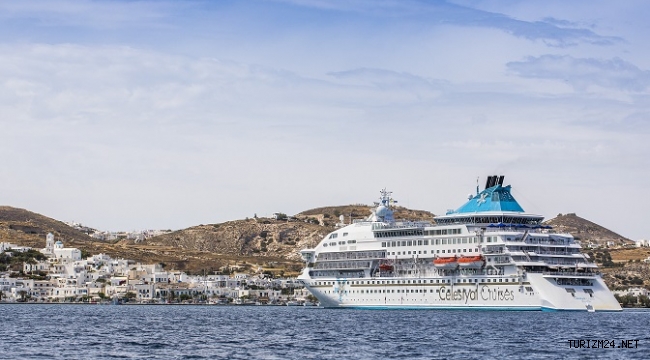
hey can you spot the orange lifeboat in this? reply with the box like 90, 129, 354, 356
433, 256, 458, 269
457, 255, 485, 269
379, 264, 394, 271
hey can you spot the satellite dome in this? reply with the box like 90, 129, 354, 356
375, 205, 389, 217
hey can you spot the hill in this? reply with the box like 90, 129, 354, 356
142, 218, 330, 262
0, 206, 94, 249
543, 213, 632, 245
0, 206, 296, 274
298, 205, 434, 225
2, 205, 639, 278
141, 205, 436, 262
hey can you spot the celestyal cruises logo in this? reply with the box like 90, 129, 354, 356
438, 285, 515, 304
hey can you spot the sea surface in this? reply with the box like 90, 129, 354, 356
0, 304, 648, 360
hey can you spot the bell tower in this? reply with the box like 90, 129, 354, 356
45, 233, 55, 254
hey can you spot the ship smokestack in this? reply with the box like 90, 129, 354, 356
497, 175, 504, 186
488, 175, 497, 188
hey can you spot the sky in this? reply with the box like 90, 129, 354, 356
1, 0, 649, 239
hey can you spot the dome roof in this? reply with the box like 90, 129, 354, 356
447, 184, 524, 215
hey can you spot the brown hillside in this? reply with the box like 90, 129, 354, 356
0, 206, 293, 274
143, 218, 331, 262
143, 205, 435, 263
543, 213, 631, 245
0, 206, 93, 248
298, 205, 434, 225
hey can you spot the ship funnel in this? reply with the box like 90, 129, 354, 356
488, 175, 496, 188
484, 177, 491, 189
484, 175, 505, 189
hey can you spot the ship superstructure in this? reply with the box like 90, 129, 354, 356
297, 176, 621, 311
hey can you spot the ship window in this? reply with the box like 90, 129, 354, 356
424, 240, 429, 245
435, 239, 440, 245
381, 242, 386, 247
442, 239, 447, 245
323, 244, 328, 247
462, 238, 467, 244
408, 251, 411, 255
436, 250, 440, 254
417, 240, 422, 246
343, 232, 348, 237
452, 249, 456, 253
401, 241, 406, 246
441, 250, 445, 253
408, 241, 412, 246
424, 251, 427, 254
391, 241, 396, 247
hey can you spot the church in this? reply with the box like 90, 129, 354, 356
40, 233, 82, 261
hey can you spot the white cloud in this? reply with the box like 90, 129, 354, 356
0, 0, 177, 28
0, 1, 649, 240
507, 55, 650, 92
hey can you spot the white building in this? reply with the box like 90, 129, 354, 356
40, 233, 82, 261
613, 287, 649, 298
635, 239, 649, 247
1, 242, 32, 253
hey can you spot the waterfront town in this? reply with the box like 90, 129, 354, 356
0, 234, 313, 305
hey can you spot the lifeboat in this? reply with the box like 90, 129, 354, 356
433, 256, 458, 269
379, 264, 394, 271
457, 255, 485, 269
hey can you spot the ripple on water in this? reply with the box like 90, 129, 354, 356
1, 305, 649, 359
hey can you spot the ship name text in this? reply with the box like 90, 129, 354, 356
438, 285, 515, 303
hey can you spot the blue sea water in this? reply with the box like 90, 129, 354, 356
0, 304, 648, 360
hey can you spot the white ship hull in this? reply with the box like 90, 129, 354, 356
299, 272, 621, 311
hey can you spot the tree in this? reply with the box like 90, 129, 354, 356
638, 295, 650, 308
123, 292, 137, 302
620, 294, 638, 307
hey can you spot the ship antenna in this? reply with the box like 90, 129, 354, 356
476, 177, 479, 195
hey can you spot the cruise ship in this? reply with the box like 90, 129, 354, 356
297, 176, 621, 311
